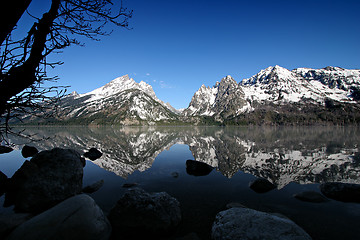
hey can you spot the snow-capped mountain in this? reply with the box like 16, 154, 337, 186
53, 75, 179, 125
183, 75, 250, 120
16, 66, 360, 125
241, 65, 360, 104
184, 66, 360, 124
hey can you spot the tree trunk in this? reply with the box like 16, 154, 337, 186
0, 0, 60, 116
0, 0, 32, 45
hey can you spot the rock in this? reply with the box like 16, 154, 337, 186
82, 179, 104, 194
84, 148, 102, 160
320, 182, 360, 203
4, 161, 40, 207
5, 194, 111, 240
211, 208, 312, 240
249, 178, 276, 193
293, 191, 329, 203
108, 188, 181, 237
122, 183, 138, 188
0, 213, 32, 239
21, 145, 38, 158
0, 171, 7, 196
225, 202, 246, 209
186, 160, 213, 176
176, 232, 201, 240
171, 172, 179, 178
5, 148, 84, 213
0, 146, 12, 154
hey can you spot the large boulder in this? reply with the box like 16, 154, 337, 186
0, 171, 7, 196
108, 188, 181, 237
0, 146, 12, 154
249, 178, 276, 193
211, 208, 312, 240
82, 179, 104, 194
293, 191, 329, 203
5, 194, 111, 240
21, 145, 38, 158
320, 182, 360, 203
84, 148, 102, 160
0, 213, 32, 239
186, 160, 213, 176
5, 148, 85, 213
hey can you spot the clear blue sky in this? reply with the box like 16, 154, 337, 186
21, 0, 360, 109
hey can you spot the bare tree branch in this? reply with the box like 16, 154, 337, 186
0, 0, 133, 141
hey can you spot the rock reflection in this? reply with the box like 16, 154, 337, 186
8, 126, 360, 187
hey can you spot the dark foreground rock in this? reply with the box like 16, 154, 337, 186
0, 146, 12, 154
108, 188, 181, 237
211, 208, 312, 240
293, 191, 329, 203
82, 179, 104, 194
186, 160, 213, 176
249, 178, 276, 193
0, 171, 7, 196
320, 182, 360, 203
21, 145, 38, 158
5, 194, 111, 240
0, 213, 32, 239
84, 148, 103, 160
5, 148, 84, 213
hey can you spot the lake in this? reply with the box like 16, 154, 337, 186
1, 126, 360, 239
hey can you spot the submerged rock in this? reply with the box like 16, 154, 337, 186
21, 145, 38, 158
225, 202, 247, 209
82, 179, 104, 194
108, 188, 181, 237
84, 148, 103, 160
186, 160, 213, 176
249, 178, 276, 193
5, 194, 111, 240
211, 208, 312, 240
0, 146, 12, 154
293, 191, 329, 203
320, 182, 360, 203
5, 148, 84, 213
122, 183, 138, 188
171, 172, 179, 178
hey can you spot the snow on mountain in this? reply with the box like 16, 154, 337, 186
19, 66, 360, 125
184, 66, 360, 122
183, 75, 249, 119
55, 75, 179, 124
241, 65, 360, 104
184, 84, 218, 116
80, 75, 162, 105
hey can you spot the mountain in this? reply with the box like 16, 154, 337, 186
39, 75, 180, 125
15, 66, 360, 125
184, 66, 360, 125
183, 76, 250, 121
241, 65, 360, 104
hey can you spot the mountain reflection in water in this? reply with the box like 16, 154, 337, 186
9, 126, 360, 189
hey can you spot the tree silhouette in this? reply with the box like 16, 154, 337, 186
0, 0, 132, 136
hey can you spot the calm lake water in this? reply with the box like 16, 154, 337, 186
1, 126, 360, 239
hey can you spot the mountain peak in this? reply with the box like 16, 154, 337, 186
221, 75, 236, 83
323, 66, 345, 71
242, 65, 294, 86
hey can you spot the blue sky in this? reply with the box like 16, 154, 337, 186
20, 0, 360, 109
